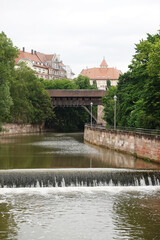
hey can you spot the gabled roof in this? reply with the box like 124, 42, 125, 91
15, 51, 48, 69
36, 52, 55, 62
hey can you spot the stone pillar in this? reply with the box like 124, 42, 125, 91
97, 105, 106, 126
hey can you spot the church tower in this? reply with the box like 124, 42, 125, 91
100, 57, 108, 68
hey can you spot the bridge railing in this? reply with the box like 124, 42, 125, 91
85, 124, 160, 135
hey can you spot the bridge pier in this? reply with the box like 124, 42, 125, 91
97, 105, 106, 126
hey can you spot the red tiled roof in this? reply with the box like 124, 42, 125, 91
81, 67, 122, 80
37, 52, 55, 62
15, 51, 48, 69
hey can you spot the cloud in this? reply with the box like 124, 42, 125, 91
1, 0, 160, 76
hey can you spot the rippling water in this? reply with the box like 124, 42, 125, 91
0, 186, 160, 240
0, 132, 160, 239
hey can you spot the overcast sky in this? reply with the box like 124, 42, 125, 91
1, 0, 160, 76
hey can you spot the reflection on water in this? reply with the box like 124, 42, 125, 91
113, 188, 160, 239
0, 132, 160, 169
0, 187, 160, 240
0, 132, 160, 239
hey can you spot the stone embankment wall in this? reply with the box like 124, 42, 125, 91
1, 123, 44, 136
84, 125, 160, 163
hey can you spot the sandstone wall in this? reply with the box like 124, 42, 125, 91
84, 125, 160, 163
97, 105, 106, 126
1, 123, 44, 136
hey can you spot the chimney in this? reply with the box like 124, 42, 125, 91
31, 49, 33, 54
22, 47, 25, 52
34, 50, 37, 55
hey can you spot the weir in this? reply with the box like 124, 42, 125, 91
0, 169, 160, 188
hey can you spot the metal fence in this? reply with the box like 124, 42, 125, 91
85, 123, 160, 135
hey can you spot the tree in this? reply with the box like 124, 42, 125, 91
117, 31, 160, 129
9, 64, 54, 124
42, 78, 76, 89
74, 75, 97, 89
106, 79, 111, 89
0, 32, 18, 122
102, 86, 117, 126
102, 31, 160, 129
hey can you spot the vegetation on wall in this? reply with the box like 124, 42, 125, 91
103, 31, 160, 129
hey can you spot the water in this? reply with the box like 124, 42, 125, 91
0, 132, 160, 169
0, 187, 160, 240
0, 132, 160, 239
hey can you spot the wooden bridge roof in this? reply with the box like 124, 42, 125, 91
47, 89, 107, 98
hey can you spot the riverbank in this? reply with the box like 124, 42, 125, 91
84, 125, 160, 163
0, 123, 45, 136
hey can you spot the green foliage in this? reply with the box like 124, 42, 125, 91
0, 31, 18, 123
42, 78, 76, 89
102, 31, 160, 129
102, 86, 117, 126
115, 31, 160, 129
147, 41, 160, 77
9, 64, 54, 124
74, 75, 97, 89
47, 107, 89, 132
93, 80, 97, 88
0, 82, 13, 122
106, 79, 111, 89
0, 31, 18, 69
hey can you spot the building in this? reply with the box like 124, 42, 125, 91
15, 48, 75, 80
15, 48, 48, 79
80, 58, 122, 89
36, 52, 75, 80
36, 52, 66, 79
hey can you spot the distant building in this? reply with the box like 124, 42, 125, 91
36, 52, 66, 79
80, 58, 122, 89
15, 48, 48, 79
37, 52, 75, 80
15, 48, 75, 80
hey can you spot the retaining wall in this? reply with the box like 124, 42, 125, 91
84, 125, 160, 163
1, 123, 44, 136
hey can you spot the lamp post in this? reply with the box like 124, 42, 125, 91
90, 102, 93, 128
114, 95, 117, 130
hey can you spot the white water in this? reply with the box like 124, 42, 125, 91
0, 186, 160, 240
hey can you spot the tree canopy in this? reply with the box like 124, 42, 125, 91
0, 32, 54, 126
0, 32, 18, 122
103, 31, 160, 129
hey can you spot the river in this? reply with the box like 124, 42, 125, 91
0, 132, 160, 239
